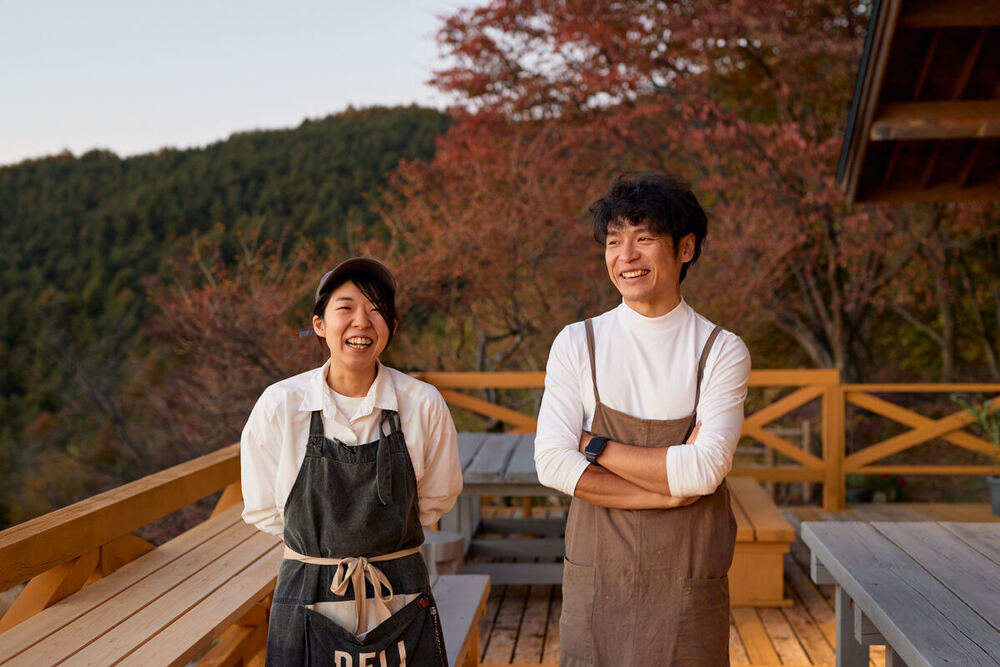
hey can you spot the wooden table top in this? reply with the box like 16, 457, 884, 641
802, 521, 1000, 666
458, 432, 564, 495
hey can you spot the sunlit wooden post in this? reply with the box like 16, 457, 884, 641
821, 372, 845, 511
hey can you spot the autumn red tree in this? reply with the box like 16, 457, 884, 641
362, 118, 615, 375
427, 0, 941, 381
143, 231, 324, 465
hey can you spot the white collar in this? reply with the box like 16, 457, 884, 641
298, 359, 399, 422
616, 297, 690, 333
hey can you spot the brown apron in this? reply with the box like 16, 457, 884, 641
559, 320, 737, 667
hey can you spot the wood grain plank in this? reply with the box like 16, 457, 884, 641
728, 618, 751, 666
429, 574, 489, 667
482, 584, 526, 663
874, 522, 1000, 628
0, 444, 241, 591
64, 530, 280, 666
465, 434, 520, 484
731, 606, 780, 665
541, 586, 561, 666
784, 554, 836, 646
0, 506, 248, 663
942, 522, 1000, 566
783, 600, 836, 665
758, 607, 810, 665
728, 484, 755, 542
728, 477, 795, 541
457, 432, 489, 472
803, 522, 1000, 665
512, 586, 551, 663
118, 543, 282, 666
504, 435, 540, 485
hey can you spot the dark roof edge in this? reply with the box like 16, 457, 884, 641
837, 0, 884, 188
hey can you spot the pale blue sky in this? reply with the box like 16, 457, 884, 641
0, 0, 477, 166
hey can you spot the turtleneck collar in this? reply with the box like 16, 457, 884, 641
616, 297, 690, 333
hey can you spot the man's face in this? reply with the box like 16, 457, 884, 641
604, 221, 694, 317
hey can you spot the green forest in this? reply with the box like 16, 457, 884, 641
0, 106, 451, 527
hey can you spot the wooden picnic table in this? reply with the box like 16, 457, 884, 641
802, 521, 1000, 667
442, 433, 567, 585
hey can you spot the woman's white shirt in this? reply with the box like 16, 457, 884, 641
240, 360, 463, 535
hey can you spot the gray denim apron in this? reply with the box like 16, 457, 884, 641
559, 320, 736, 667
265, 409, 447, 666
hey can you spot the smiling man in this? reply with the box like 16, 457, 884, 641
535, 172, 751, 666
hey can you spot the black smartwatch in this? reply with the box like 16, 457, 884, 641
584, 436, 610, 464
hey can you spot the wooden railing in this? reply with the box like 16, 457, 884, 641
0, 445, 242, 634
1, 370, 997, 639
414, 370, 1000, 511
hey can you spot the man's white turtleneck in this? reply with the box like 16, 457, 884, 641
534, 299, 751, 497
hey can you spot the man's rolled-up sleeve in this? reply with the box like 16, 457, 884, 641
665, 333, 751, 496
535, 327, 591, 496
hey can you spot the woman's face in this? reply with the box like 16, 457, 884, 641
313, 280, 390, 372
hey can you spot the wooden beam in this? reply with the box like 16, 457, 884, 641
858, 179, 1000, 203
728, 467, 827, 482
899, 0, 1000, 28
949, 27, 987, 99
0, 443, 240, 591
870, 101, 1000, 141
912, 29, 940, 99
841, 0, 904, 202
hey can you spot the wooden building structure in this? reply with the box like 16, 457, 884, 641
838, 0, 1000, 203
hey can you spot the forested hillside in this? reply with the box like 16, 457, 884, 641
0, 106, 450, 526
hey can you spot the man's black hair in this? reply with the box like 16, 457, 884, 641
590, 171, 708, 282
313, 271, 398, 351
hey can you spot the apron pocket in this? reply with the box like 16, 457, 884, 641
672, 575, 730, 666
559, 558, 596, 662
304, 594, 446, 666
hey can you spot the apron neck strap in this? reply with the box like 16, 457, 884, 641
308, 410, 325, 438
693, 326, 723, 413
375, 410, 399, 505
584, 318, 602, 406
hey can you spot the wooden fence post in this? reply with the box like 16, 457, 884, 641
822, 373, 845, 511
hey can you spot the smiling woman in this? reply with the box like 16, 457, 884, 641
239, 257, 462, 666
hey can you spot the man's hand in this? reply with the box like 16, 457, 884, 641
579, 430, 593, 454
687, 421, 701, 444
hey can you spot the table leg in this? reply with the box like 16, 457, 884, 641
835, 586, 868, 667
885, 646, 910, 667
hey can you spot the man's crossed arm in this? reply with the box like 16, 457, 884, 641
571, 424, 702, 510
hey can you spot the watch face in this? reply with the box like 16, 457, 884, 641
586, 437, 607, 463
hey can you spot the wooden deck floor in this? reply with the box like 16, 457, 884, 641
475, 502, 999, 666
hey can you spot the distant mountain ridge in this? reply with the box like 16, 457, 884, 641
0, 105, 450, 526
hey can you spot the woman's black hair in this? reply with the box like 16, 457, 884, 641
313, 270, 398, 351
590, 171, 708, 283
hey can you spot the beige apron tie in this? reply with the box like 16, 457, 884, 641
283, 545, 421, 634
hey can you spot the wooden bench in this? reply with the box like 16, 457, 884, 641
0, 445, 490, 667
727, 476, 795, 606
443, 433, 794, 604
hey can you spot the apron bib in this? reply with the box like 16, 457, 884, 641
560, 321, 736, 667
265, 409, 447, 666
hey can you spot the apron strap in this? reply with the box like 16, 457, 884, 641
584, 318, 601, 406
283, 545, 422, 635
692, 325, 723, 416
308, 410, 325, 438
375, 410, 397, 505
